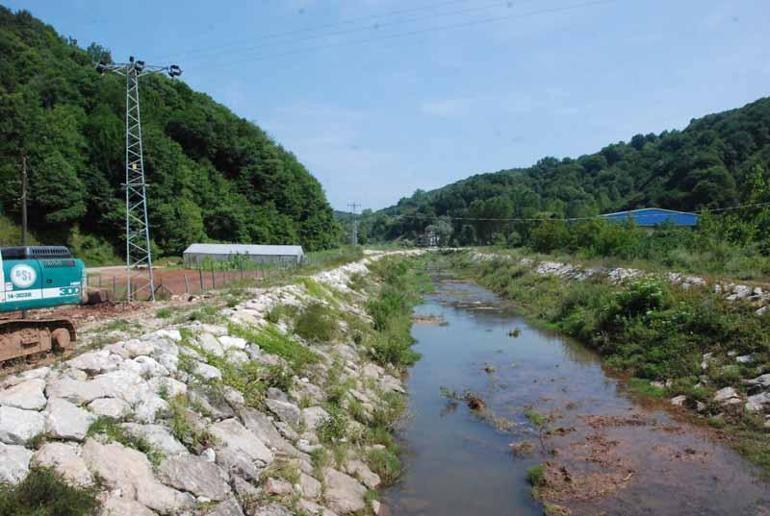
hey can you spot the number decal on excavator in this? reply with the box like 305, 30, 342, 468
58, 286, 80, 296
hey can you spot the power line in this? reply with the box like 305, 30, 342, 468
383, 201, 770, 223
159, 0, 504, 61
176, 0, 527, 65
197, 0, 618, 71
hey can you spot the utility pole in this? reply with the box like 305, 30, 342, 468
20, 154, 28, 246
347, 202, 361, 246
96, 57, 182, 301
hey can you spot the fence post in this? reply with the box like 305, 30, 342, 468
184, 273, 190, 295
211, 264, 216, 289
199, 268, 204, 291
112, 276, 117, 299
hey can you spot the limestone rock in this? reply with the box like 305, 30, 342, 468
745, 373, 770, 388
713, 386, 741, 405
220, 335, 247, 350
0, 405, 45, 444
207, 496, 245, 516
45, 398, 96, 441
265, 399, 301, 427
299, 472, 322, 499
345, 459, 380, 489
46, 377, 105, 404
149, 376, 187, 398
745, 392, 770, 413
251, 503, 293, 516
121, 423, 188, 456
0, 442, 33, 484
264, 477, 293, 496
302, 406, 329, 430
99, 493, 156, 516
0, 378, 47, 410
124, 339, 156, 358
88, 398, 131, 419
159, 454, 230, 501
323, 467, 367, 514
197, 332, 223, 356
133, 393, 169, 424
210, 418, 274, 465
670, 395, 687, 407
82, 439, 194, 513
32, 442, 93, 486
195, 361, 223, 381
67, 350, 120, 375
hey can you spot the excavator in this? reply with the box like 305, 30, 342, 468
0, 246, 86, 363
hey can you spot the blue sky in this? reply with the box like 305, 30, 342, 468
6, 0, 770, 210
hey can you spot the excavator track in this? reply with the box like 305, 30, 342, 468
0, 319, 76, 365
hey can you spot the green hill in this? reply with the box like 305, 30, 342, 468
0, 7, 340, 262
366, 97, 770, 245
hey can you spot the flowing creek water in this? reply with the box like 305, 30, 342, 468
381, 277, 769, 515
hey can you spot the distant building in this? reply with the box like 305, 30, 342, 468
600, 208, 699, 227
183, 243, 304, 267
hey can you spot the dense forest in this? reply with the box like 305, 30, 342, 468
0, 7, 340, 262
361, 97, 770, 251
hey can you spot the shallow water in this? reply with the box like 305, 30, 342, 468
381, 278, 769, 515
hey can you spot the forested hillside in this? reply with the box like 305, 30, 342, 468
364, 97, 770, 247
0, 7, 340, 261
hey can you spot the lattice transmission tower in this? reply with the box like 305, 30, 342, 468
97, 57, 182, 301
347, 202, 361, 246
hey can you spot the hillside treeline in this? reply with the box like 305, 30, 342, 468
0, 7, 340, 261
361, 97, 770, 258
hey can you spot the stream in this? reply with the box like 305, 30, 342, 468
381, 277, 769, 515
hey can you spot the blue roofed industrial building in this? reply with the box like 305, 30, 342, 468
600, 208, 699, 227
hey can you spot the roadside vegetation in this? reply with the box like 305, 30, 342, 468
450, 251, 770, 473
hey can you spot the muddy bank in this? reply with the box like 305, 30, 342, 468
382, 278, 769, 515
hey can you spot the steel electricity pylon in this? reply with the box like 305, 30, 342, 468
97, 57, 182, 301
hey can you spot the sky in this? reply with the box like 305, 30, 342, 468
5, 0, 770, 211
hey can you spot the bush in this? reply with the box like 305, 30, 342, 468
294, 302, 338, 343
0, 468, 99, 515
317, 406, 348, 444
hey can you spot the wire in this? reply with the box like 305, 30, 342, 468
194, 0, 618, 71
171, 0, 523, 64
382, 201, 770, 223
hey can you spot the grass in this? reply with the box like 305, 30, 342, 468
316, 406, 349, 444
166, 395, 216, 453
366, 447, 402, 486
526, 464, 545, 487
0, 468, 99, 516
86, 417, 164, 467
228, 322, 319, 373
294, 302, 339, 343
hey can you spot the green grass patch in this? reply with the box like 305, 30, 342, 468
294, 302, 339, 343
228, 322, 319, 373
0, 467, 100, 515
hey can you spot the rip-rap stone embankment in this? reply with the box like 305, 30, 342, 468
0, 251, 420, 515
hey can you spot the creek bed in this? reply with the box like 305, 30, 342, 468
381, 278, 769, 515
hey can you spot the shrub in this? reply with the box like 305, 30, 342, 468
294, 302, 338, 343
229, 322, 318, 372
0, 468, 99, 515
87, 417, 163, 466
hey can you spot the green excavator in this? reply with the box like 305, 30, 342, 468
0, 246, 86, 362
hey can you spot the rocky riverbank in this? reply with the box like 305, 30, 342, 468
0, 251, 421, 515
451, 249, 770, 473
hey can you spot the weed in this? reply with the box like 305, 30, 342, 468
317, 406, 348, 444
87, 417, 164, 467
366, 447, 402, 486
527, 464, 545, 487
0, 468, 100, 515
229, 323, 319, 373
294, 302, 338, 343
166, 396, 215, 453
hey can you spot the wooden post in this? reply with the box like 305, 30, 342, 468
184, 273, 190, 295
211, 264, 215, 289
112, 276, 117, 298
199, 268, 204, 291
